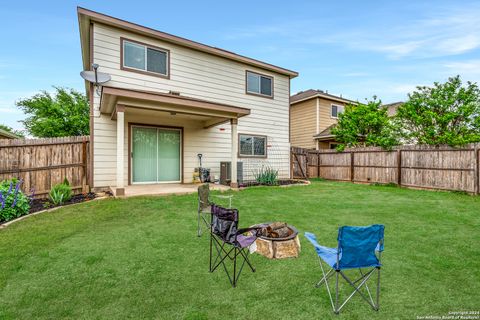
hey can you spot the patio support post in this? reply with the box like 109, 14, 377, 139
231, 118, 238, 188
116, 105, 125, 196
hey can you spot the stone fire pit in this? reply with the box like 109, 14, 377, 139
252, 222, 301, 259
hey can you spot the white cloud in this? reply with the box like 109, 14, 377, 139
443, 60, 480, 81
221, 4, 480, 60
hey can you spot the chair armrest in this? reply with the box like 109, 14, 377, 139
237, 226, 262, 234
213, 195, 233, 199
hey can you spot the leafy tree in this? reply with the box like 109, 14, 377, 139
16, 87, 89, 137
331, 98, 399, 150
396, 76, 480, 146
0, 124, 24, 138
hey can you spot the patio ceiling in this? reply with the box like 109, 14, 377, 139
100, 87, 251, 128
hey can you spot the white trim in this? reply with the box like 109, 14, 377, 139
116, 111, 125, 188
291, 94, 356, 106
131, 125, 182, 184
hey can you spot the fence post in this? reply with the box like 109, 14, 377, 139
350, 152, 354, 182
305, 152, 309, 179
82, 140, 88, 193
397, 149, 402, 186
474, 145, 479, 195
290, 147, 294, 179
317, 152, 320, 178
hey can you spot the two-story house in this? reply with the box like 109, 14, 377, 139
77, 8, 298, 195
290, 89, 356, 150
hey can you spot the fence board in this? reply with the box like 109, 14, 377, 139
0, 136, 90, 198
291, 143, 480, 194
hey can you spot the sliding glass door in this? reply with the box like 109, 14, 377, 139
132, 126, 181, 183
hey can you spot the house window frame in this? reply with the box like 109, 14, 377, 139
331, 104, 344, 118
120, 37, 170, 79
238, 133, 268, 158
245, 70, 274, 99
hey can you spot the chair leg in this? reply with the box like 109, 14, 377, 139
209, 231, 213, 272
335, 271, 340, 314
316, 268, 334, 288
233, 247, 237, 287
376, 267, 381, 311
238, 247, 255, 272
197, 210, 202, 237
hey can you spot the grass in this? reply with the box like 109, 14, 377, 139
0, 180, 479, 319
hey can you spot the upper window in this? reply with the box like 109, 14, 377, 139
239, 134, 267, 157
246, 71, 273, 98
331, 104, 344, 118
122, 39, 169, 77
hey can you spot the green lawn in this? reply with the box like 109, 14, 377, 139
1, 180, 479, 319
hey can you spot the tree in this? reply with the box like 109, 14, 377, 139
331, 98, 399, 150
0, 124, 24, 138
16, 87, 89, 138
396, 76, 480, 146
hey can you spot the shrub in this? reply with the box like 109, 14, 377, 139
254, 166, 279, 186
0, 179, 31, 223
49, 181, 73, 206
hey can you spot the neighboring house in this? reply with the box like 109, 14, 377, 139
290, 89, 356, 149
77, 7, 298, 195
0, 128, 21, 139
383, 101, 403, 117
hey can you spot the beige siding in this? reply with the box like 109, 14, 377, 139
318, 98, 344, 132
290, 99, 317, 149
91, 23, 291, 187
290, 97, 347, 150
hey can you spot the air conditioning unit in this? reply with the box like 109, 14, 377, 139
220, 161, 243, 186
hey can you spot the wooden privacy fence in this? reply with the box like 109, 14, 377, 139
0, 136, 90, 198
291, 144, 480, 194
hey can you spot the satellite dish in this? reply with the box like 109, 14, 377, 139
80, 64, 111, 96
80, 64, 111, 85
80, 70, 111, 84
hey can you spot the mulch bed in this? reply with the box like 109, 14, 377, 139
239, 179, 308, 188
30, 192, 97, 214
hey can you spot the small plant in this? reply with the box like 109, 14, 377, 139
49, 181, 73, 206
0, 179, 31, 223
254, 165, 279, 186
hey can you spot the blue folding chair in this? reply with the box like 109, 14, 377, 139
305, 224, 385, 314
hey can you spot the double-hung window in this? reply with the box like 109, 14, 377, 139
239, 134, 267, 157
331, 104, 344, 118
246, 71, 273, 98
122, 39, 169, 77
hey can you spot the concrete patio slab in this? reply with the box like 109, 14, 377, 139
111, 183, 230, 197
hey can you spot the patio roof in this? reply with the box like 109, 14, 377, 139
100, 87, 251, 128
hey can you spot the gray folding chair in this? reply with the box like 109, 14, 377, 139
197, 183, 233, 237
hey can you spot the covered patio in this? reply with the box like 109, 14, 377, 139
99, 87, 250, 196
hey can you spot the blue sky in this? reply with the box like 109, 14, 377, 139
1, 0, 480, 131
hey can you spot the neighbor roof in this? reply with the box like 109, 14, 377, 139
0, 128, 21, 139
382, 101, 403, 117
290, 89, 357, 105
313, 124, 337, 140
77, 7, 298, 79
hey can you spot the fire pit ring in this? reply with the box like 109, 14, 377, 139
251, 222, 301, 259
